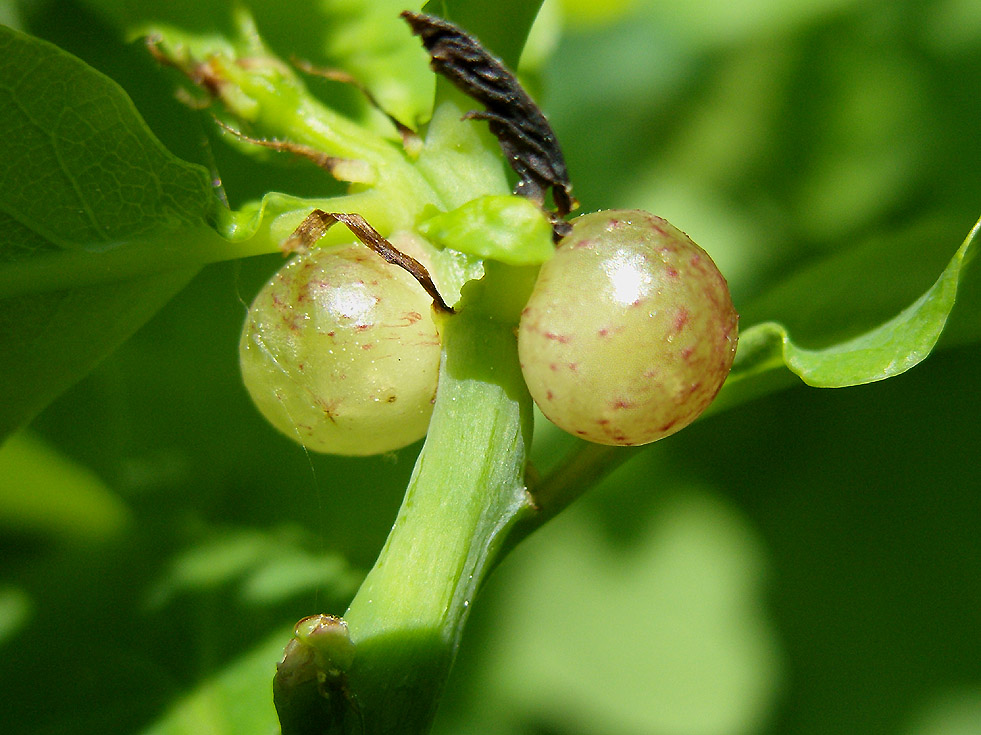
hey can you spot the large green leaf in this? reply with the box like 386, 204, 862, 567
0, 271, 195, 440
0, 25, 223, 439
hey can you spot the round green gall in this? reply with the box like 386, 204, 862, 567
240, 244, 441, 456
517, 210, 738, 446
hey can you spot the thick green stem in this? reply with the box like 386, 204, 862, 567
339, 305, 536, 734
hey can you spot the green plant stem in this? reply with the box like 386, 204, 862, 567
530, 442, 641, 525
339, 306, 536, 734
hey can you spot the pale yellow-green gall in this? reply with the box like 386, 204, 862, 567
518, 210, 738, 446
240, 244, 441, 455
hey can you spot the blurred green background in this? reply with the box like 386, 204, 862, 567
1, 0, 979, 734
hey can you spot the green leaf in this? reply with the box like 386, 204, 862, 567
441, 489, 782, 735
321, 0, 434, 126
0, 25, 222, 438
0, 585, 31, 647
138, 630, 286, 735
0, 27, 215, 253
417, 195, 554, 265
714, 215, 980, 409
0, 431, 129, 542
0, 269, 198, 441
145, 527, 362, 609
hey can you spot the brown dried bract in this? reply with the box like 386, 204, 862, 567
284, 211, 453, 314
401, 11, 577, 238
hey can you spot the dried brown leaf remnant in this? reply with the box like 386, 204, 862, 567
283, 211, 454, 314
402, 11, 577, 238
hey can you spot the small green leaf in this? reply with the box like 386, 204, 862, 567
322, 0, 434, 126
145, 527, 362, 609
418, 195, 554, 265
0, 585, 31, 647
143, 16, 403, 166
718, 214, 980, 403
138, 630, 286, 735
0, 432, 129, 542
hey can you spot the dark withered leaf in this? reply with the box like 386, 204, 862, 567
401, 11, 576, 236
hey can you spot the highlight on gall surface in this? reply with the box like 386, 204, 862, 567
517, 210, 738, 446
239, 244, 442, 456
